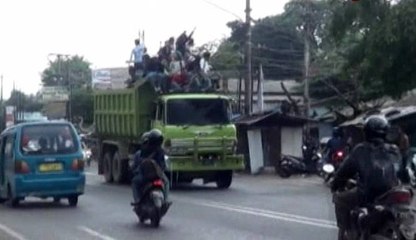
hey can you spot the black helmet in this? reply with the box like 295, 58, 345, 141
141, 132, 150, 144
364, 115, 390, 140
332, 127, 342, 137
148, 129, 164, 147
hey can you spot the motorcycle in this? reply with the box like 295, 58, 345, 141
328, 169, 416, 240
277, 145, 322, 178
347, 187, 416, 240
319, 150, 346, 184
131, 178, 171, 228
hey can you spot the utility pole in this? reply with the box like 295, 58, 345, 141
304, 1, 311, 118
244, 0, 253, 115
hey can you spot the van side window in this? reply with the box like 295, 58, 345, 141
4, 135, 14, 160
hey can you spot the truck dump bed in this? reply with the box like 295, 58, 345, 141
94, 80, 157, 141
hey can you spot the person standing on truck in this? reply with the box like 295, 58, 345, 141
129, 39, 146, 77
131, 129, 170, 204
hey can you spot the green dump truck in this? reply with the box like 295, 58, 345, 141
94, 80, 244, 189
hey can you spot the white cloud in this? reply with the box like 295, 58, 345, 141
0, 0, 288, 99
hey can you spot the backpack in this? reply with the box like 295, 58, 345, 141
365, 143, 399, 199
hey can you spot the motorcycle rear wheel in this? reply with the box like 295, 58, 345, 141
150, 213, 161, 228
276, 167, 291, 178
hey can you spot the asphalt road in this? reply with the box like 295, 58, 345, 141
0, 165, 340, 240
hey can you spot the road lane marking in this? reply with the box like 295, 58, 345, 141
0, 223, 27, 240
78, 226, 116, 240
177, 197, 337, 229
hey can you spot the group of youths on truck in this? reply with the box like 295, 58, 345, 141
127, 30, 219, 93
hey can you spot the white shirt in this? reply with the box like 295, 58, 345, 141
200, 58, 211, 74
131, 44, 145, 63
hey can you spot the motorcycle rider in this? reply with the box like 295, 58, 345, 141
131, 129, 170, 205
330, 116, 401, 240
326, 127, 346, 157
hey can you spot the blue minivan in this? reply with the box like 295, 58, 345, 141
0, 121, 85, 207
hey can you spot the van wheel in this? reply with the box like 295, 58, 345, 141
103, 152, 113, 183
112, 151, 127, 184
68, 196, 78, 207
6, 185, 19, 208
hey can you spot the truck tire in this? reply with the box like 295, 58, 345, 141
112, 151, 128, 184
103, 152, 113, 183
216, 170, 233, 189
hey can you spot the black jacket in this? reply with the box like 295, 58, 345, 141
331, 139, 401, 202
132, 147, 166, 174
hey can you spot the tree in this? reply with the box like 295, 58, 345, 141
41, 55, 92, 89
6, 90, 43, 112
70, 88, 94, 124
213, 0, 332, 80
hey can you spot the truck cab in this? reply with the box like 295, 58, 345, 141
152, 94, 244, 188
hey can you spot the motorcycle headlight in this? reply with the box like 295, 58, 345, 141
323, 164, 335, 173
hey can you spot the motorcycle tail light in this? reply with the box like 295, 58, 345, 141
385, 190, 412, 205
336, 151, 343, 157
152, 179, 163, 187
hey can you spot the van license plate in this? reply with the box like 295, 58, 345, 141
39, 163, 63, 172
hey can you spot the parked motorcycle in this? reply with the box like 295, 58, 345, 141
131, 178, 171, 228
277, 145, 322, 178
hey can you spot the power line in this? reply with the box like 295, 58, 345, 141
200, 0, 243, 21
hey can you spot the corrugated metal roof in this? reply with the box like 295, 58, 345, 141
339, 106, 416, 126
235, 110, 313, 126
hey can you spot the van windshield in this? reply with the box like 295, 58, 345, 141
20, 124, 79, 155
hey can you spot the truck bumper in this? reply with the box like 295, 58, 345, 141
167, 154, 245, 172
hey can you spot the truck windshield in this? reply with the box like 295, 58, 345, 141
166, 98, 230, 125
20, 124, 79, 155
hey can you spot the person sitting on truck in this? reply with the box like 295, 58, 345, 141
131, 129, 170, 205
144, 56, 169, 93
168, 52, 187, 92
158, 37, 175, 68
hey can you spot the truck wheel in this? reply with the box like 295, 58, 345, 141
103, 152, 113, 183
216, 170, 233, 189
112, 151, 128, 184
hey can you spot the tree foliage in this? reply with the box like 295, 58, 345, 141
214, 0, 416, 117
41, 55, 92, 89
70, 88, 94, 124
326, 0, 416, 100
6, 90, 43, 112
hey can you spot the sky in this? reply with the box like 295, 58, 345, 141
0, 0, 289, 99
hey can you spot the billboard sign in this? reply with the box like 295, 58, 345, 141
40, 86, 69, 102
92, 69, 112, 90
91, 68, 129, 90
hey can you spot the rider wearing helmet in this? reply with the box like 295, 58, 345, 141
325, 127, 346, 156
131, 129, 170, 204
331, 116, 401, 240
